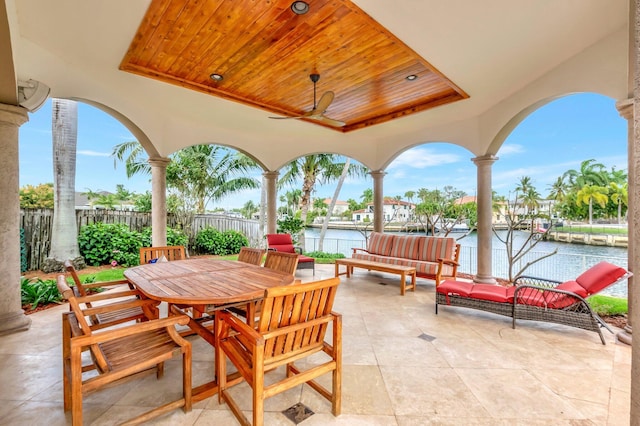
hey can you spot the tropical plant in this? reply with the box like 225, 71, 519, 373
239, 200, 259, 219
576, 184, 609, 225
44, 98, 82, 273
19, 183, 54, 209
608, 182, 628, 224
78, 222, 142, 266
279, 155, 367, 250
563, 159, 607, 189
493, 192, 557, 282
20, 277, 63, 309
195, 227, 248, 255
276, 216, 305, 244
112, 142, 261, 214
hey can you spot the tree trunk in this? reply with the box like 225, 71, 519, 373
298, 174, 316, 251
588, 199, 593, 225
46, 99, 83, 273
319, 159, 350, 251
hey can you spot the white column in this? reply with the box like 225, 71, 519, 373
149, 157, 170, 246
370, 170, 386, 233
472, 155, 498, 284
264, 171, 279, 234
0, 104, 31, 334
616, 98, 634, 345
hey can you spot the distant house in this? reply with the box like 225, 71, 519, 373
75, 191, 136, 211
352, 198, 415, 222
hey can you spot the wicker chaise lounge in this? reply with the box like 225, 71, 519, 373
435, 261, 631, 344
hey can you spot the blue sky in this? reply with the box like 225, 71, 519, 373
19, 93, 628, 210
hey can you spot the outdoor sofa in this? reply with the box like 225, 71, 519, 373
435, 261, 631, 344
351, 231, 460, 286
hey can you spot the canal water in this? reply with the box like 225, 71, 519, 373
304, 228, 629, 298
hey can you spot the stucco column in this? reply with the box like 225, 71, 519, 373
0, 104, 31, 335
149, 157, 170, 246
264, 171, 279, 235
616, 98, 634, 345
472, 155, 497, 284
370, 170, 386, 233
632, 1, 640, 421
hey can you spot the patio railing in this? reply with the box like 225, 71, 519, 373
303, 237, 629, 298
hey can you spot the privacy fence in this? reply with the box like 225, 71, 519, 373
20, 209, 262, 271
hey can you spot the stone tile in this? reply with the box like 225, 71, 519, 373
455, 368, 584, 420
372, 335, 449, 367
380, 365, 489, 417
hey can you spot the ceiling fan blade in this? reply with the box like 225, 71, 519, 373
268, 110, 313, 120
314, 91, 335, 114
317, 115, 345, 127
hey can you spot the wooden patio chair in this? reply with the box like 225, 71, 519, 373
263, 250, 299, 274
57, 276, 192, 426
238, 246, 266, 266
139, 245, 186, 264
216, 277, 342, 426
230, 250, 298, 323
64, 259, 159, 330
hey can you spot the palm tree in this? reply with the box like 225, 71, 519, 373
111, 140, 150, 177
112, 142, 260, 214
609, 182, 628, 224
240, 200, 259, 219
522, 187, 541, 215
360, 188, 374, 204
576, 184, 609, 224
82, 188, 101, 208
45, 98, 82, 272
404, 190, 416, 204
279, 155, 366, 250
547, 176, 568, 202
514, 176, 533, 195
563, 159, 607, 189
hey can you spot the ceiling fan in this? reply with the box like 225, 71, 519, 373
269, 73, 345, 127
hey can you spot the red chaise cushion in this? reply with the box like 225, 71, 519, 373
437, 280, 473, 297
470, 285, 509, 303
575, 261, 628, 295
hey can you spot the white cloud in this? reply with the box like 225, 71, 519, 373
496, 144, 525, 156
77, 150, 110, 157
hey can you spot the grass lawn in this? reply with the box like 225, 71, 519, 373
557, 225, 628, 235
588, 294, 628, 316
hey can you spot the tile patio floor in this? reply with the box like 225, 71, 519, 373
0, 264, 631, 425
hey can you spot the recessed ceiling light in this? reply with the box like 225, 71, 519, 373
406, 74, 418, 81
210, 73, 223, 81
291, 1, 309, 15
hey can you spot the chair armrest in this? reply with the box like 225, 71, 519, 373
218, 310, 263, 343
82, 298, 159, 317
75, 289, 146, 304
294, 246, 303, 255
437, 257, 459, 267
71, 314, 190, 347
513, 276, 562, 289
352, 247, 370, 255
80, 279, 131, 290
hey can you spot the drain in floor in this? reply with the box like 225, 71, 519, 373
282, 402, 314, 424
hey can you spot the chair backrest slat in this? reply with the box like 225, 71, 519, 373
237, 247, 265, 266
257, 278, 339, 360
263, 251, 299, 274
139, 245, 186, 264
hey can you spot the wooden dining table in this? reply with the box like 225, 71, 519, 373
124, 257, 296, 402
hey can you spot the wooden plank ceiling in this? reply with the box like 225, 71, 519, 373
120, 0, 468, 132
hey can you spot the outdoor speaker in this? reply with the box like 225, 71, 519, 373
17, 79, 50, 112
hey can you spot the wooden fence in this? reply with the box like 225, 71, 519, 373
20, 209, 262, 271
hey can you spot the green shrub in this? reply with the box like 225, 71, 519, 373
223, 230, 249, 254
140, 227, 189, 248
195, 227, 249, 255
21, 277, 62, 309
304, 251, 345, 264
78, 223, 143, 267
276, 216, 304, 243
